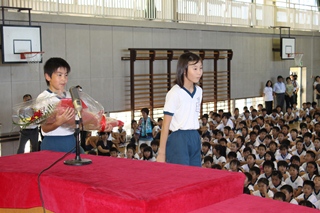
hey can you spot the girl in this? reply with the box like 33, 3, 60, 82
158, 52, 203, 166
263, 80, 273, 115
142, 146, 156, 162
291, 140, 306, 158
125, 145, 137, 159
241, 154, 259, 173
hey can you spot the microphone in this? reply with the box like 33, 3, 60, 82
69, 86, 82, 119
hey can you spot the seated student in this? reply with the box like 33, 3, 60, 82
313, 175, 320, 201
280, 185, 298, 205
252, 125, 260, 135
229, 159, 241, 172
227, 129, 236, 144
285, 164, 303, 197
241, 154, 259, 173
236, 136, 246, 153
211, 164, 222, 170
96, 132, 110, 156
291, 140, 306, 159
201, 142, 212, 161
296, 180, 318, 206
302, 161, 318, 181
212, 144, 227, 167
289, 128, 299, 145
240, 126, 250, 142
300, 151, 320, 174
314, 138, 320, 159
249, 166, 261, 187
304, 132, 315, 151
255, 144, 267, 165
110, 147, 119, 158
275, 144, 292, 163
152, 118, 162, 139
263, 151, 277, 170
277, 160, 289, 181
151, 139, 159, 158
129, 130, 140, 151
284, 106, 296, 124
273, 191, 286, 202
248, 131, 258, 146
277, 132, 286, 145
142, 146, 156, 162
254, 128, 268, 147
223, 126, 231, 138
138, 143, 148, 159
224, 151, 237, 170
245, 142, 257, 155
252, 178, 274, 198
218, 138, 231, 155
258, 160, 275, 182
270, 171, 286, 194
281, 124, 290, 139
269, 109, 280, 125
203, 156, 213, 168
241, 147, 252, 165
271, 126, 281, 144
268, 141, 278, 155
244, 172, 254, 193
125, 145, 137, 160
229, 142, 242, 161
312, 123, 320, 141
299, 200, 315, 208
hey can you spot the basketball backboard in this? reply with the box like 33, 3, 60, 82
280, 37, 295, 60
1, 25, 42, 63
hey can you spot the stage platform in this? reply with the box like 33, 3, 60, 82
0, 151, 245, 213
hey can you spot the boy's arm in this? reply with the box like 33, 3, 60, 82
41, 107, 74, 133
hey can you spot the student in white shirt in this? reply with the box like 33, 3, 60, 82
280, 185, 299, 205
296, 180, 318, 207
253, 178, 274, 198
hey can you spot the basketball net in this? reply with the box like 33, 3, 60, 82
287, 53, 303, 66
20, 52, 44, 73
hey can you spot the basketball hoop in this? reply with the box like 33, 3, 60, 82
20, 51, 44, 72
286, 53, 303, 66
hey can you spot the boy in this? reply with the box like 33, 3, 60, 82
37, 58, 82, 152
255, 144, 266, 165
201, 142, 212, 162
277, 160, 289, 181
296, 180, 317, 206
285, 164, 303, 197
254, 128, 267, 147
110, 147, 119, 158
273, 192, 286, 201
275, 144, 292, 163
223, 151, 237, 170
244, 172, 254, 193
252, 178, 274, 198
151, 139, 159, 158
304, 132, 315, 151
280, 185, 298, 205
313, 175, 320, 200
258, 160, 274, 182
203, 156, 213, 168
269, 171, 285, 193
249, 166, 261, 187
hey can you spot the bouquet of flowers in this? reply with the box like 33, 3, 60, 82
12, 91, 123, 131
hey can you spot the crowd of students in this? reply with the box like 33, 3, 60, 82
198, 102, 320, 209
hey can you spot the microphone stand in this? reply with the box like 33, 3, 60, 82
64, 114, 92, 166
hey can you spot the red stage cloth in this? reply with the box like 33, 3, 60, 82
0, 151, 245, 213
190, 194, 320, 213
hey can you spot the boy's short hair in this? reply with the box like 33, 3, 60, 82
139, 143, 148, 149
151, 139, 159, 146
202, 142, 211, 148
271, 170, 283, 180
303, 132, 312, 139
110, 147, 118, 153
258, 144, 267, 150
273, 126, 280, 132
273, 192, 286, 201
279, 144, 288, 150
203, 156, 213, 164
306, 150, 316, 159
277, 160, 288, 168
288, 164, 299, 171
230, 159, 240, 166
303, 180, 315, 189
290, 155, 300, 163
298, 200, 314, 208
224, 126, 231, 131
249, 131, 257, 136
212, 164, 222, 170
257, 178, 269, 186
219, 138, 227, 143
250, 166, 261, 175
269, 141, 277, 147
44, 57, 71, 86
227, 151, 237, 159
126, 144, 135, 152
157, 118, 163, 122
258, 128, 267, 134
243, 147, 252, 154
290, 128, 298, 133
280, 185, 294, 194
263, 160, 275, 170
244, 172, 252, 182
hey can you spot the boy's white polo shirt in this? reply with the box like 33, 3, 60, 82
164, 84, 202, 132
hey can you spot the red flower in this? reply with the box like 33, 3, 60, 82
30, 110, 43, 122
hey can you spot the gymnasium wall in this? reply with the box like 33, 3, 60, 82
0, 12, 319, 133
